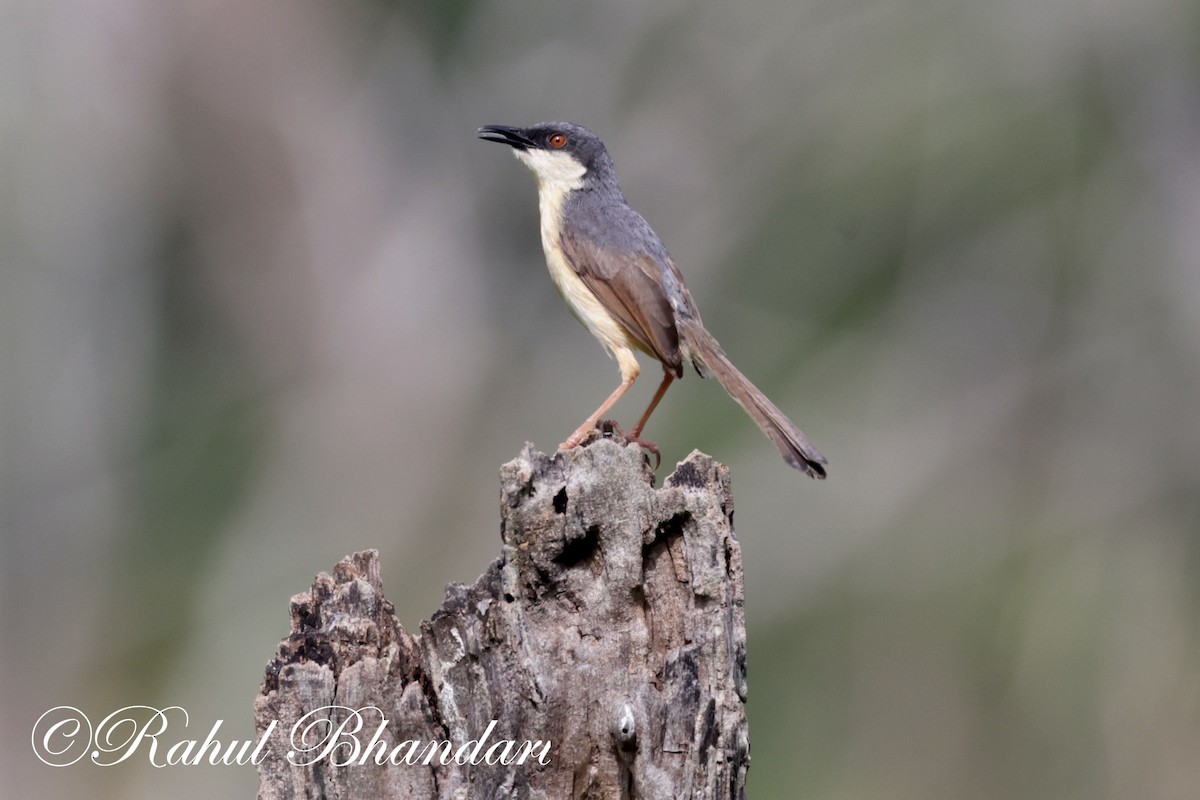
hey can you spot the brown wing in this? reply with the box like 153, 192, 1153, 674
560, 228, 684, 377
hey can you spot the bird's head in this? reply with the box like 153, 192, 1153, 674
478, 121, 613, 192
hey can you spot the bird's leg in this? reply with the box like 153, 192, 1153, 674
630, 370, 675, 439
603, 370, 673, 469
559, 369, 638, 450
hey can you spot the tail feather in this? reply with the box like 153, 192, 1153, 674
682, 322, 827, 479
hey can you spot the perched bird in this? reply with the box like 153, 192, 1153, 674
479, 121, 827, 478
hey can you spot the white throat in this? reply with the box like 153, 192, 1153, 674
514, 148, 587, 197
514, 148, 587, 259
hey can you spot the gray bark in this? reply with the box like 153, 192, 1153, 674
254, 439, 749, 799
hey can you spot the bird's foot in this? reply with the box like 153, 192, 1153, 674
560, 421, 661, 469
558, 434, 584, 451
600, 420, 661, 470
559, 419, 627, 450
559, 420, 596, 451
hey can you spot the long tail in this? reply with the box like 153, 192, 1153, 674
681, 320, 828, 479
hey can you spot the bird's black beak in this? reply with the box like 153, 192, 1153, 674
478, 124, 535, 150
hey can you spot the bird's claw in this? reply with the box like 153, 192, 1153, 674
599, 420, 661, 469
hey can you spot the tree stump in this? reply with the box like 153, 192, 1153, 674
254, 438, 749, 799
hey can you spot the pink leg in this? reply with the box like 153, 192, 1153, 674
561, 375, 638, 450
631, 371, 675, 438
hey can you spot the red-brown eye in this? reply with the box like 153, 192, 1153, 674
548, 132, 568, 148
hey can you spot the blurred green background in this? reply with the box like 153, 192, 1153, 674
4, 0, 1199, 797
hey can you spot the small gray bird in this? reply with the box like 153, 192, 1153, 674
479, 121, 827, 478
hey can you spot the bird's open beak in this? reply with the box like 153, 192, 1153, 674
478, 125, 535, 150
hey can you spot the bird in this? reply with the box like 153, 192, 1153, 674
478, 121, 827, 478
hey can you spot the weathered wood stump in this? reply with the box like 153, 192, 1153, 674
254, 438, 749, 799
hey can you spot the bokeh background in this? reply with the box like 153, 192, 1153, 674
4, 0, 1199, 797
